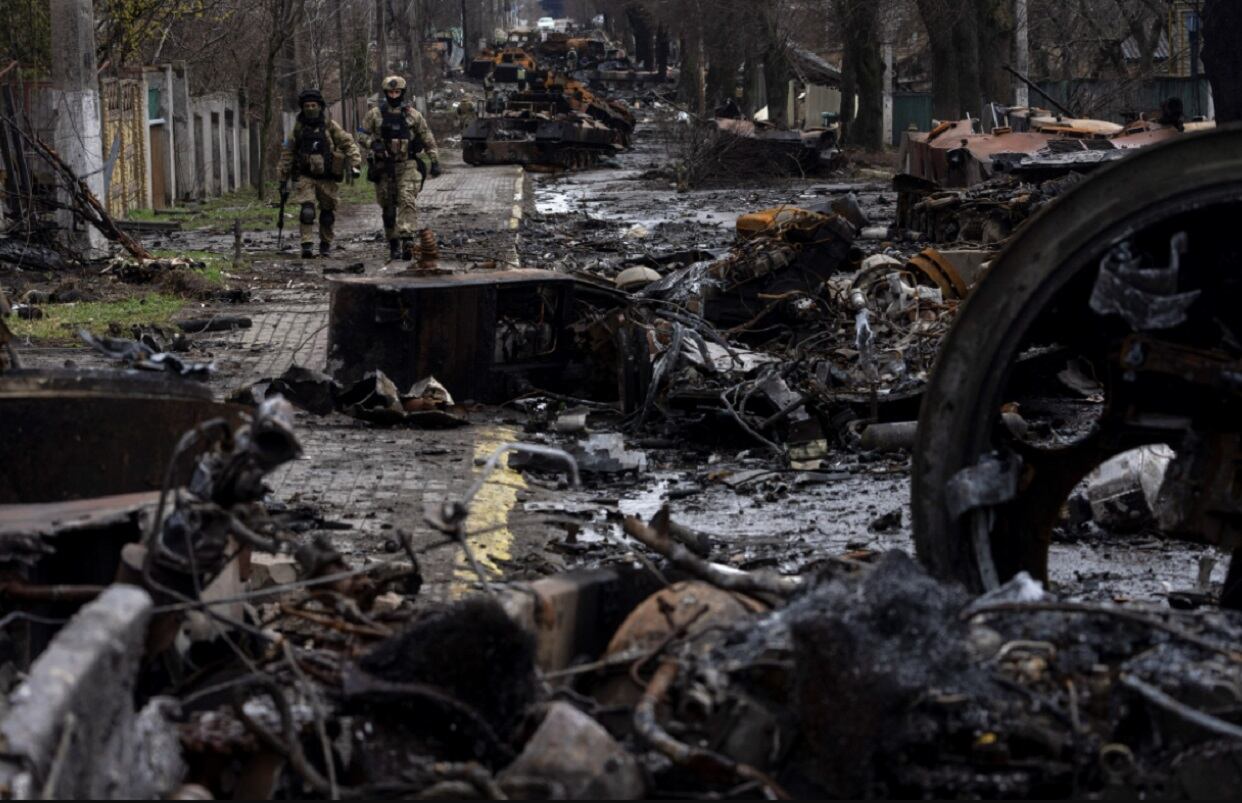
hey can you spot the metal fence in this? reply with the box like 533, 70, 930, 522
1034, 77, 1212, 123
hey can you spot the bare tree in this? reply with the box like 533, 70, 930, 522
259, 0, 302, 200
835, 0, 885, 148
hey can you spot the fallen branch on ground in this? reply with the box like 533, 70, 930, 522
623, 512, 805, 599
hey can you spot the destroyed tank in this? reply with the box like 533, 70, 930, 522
462, 73, 635, 169
467, 47, 538, 82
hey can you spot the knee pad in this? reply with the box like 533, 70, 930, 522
299, 202, 316, 225
381, 207, 397, 228
319, 209, 335, 228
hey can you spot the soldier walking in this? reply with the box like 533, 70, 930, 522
362, 76, 441, 261
278, 89, 362, 259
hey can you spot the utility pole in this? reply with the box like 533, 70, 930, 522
50, 0, 105, 252
1014, 0, 1030, 107
375, 0, 387, 93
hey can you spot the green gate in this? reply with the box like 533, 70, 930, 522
893, 92, 932, 145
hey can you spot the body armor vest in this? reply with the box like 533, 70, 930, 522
378, 105, 423, 161
296, 119, 335, 178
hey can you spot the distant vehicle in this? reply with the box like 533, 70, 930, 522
537, 17, 555, 30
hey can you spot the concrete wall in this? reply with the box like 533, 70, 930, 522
170, 64, 195, 202
1, 67, 250, 224
788, 81, 842, 131
187, 90, 249, 199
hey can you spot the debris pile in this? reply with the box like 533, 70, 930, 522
673, 116, 841, 188
896, 170, 1085, 243
5, 432, 1237, 800
463, 71, 635, 169
238, 364, 470, 429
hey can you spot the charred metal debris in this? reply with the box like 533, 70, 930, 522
3, 23, 1241, 803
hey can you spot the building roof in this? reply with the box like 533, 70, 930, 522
789, 47, 842, 88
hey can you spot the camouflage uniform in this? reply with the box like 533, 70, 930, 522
456, 99, 478, 134
278, 116, 361, 250
361, 101, 440, 243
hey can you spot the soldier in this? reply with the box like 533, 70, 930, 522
362, 75, 442, 261
456, 97, 478, 135
278, 89, 362, 259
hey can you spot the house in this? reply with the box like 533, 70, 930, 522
787, 48, 842, 131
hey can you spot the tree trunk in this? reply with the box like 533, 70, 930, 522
656, 24, 670, 80
401, 1, 427, 107
335, 2, 347, 127
259, 35, 278, 201
975, 0, 1013, 118
704, 31, 742, 111
678, 34, 694, 107
741, 43, 760, 115
694, 29, 706, 117
837, 0, 883, 148
951, 2, 982, 122
758, 3, 789, 127
838, 28, 857, 141
626, 4, 654, 68
1203, 0, 1242, 122
374, 0, 386, 92
916, 0, 962, 120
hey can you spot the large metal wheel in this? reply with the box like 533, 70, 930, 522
912, 125, 1242, 603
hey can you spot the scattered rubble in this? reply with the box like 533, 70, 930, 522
2, 12, 1238, 802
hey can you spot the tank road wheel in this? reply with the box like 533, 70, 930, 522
912, 127, 1242, 606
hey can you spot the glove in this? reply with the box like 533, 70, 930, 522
430, 162, 442, 178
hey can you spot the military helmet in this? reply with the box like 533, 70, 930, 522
382, 75, 407, 91
298, 88, 326, 107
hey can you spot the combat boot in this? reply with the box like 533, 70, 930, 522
301, 242, 314, 259
401, 238, 415, 261
319, 240, 331, 257
388, 239, 401, 261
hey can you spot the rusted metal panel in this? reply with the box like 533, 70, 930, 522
901, 114, 1208, 188
327, 270, 582, 403
99, 79, 148, 218
0, 369, 247, 504
0, 491, 159, 538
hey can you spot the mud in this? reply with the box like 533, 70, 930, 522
2, 109, 1231, 613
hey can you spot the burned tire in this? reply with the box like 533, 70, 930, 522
912, 125, 1242, 594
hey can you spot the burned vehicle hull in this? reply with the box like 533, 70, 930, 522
895, 115, 1212, 242
463, 78, 634, 169
468, 47, 537, 81
462, 114, 626, 169
327, 270, 626, 404
714, 118, 838, 174
912, 125, 1242, 607
0, 369, 246, 504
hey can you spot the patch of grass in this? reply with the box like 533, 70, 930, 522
340, 177, 377, 205
149, 249, 237, 284
8, 293, 187, 344
127, 176, 379, 234
126, 182, 284, 233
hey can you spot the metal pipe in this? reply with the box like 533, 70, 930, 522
1002, 64, 1074, 118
